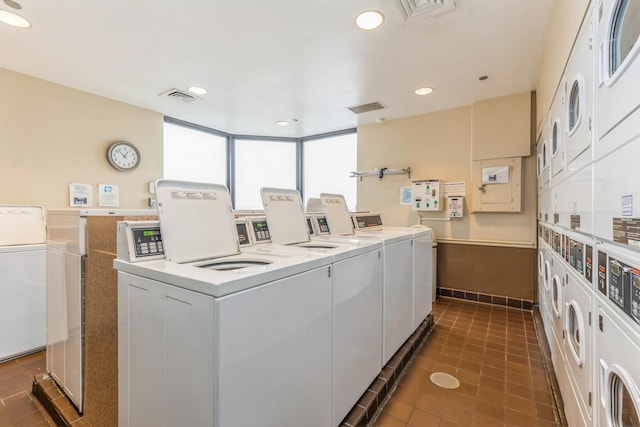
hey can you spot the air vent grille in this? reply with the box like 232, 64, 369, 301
347, 101, 386, 115
159, 88, 201, 103
396, 0, 456, 21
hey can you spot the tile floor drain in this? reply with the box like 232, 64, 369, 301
430, 372, 460, 389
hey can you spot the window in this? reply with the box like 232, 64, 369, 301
234, 139, 297, 210
303, 132, 357, 211
163, 122, 227, 185
609, 0, 640, 76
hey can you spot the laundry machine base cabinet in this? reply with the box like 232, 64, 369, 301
118, 267, 333, 427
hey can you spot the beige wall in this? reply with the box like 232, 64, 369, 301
536, 0, 590, 135
356, 93, 537, 248
0, 68, 163, 211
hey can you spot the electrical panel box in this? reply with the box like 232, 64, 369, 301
447, 196, 464, 218
411, 179, 442, 211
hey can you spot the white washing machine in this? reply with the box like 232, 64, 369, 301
562, 229, 597, 427
549, 227, 567, 375
564, 10, 594, 171
593, 134, 640, 242
596, 300, 640, 427
595, 0, 640, 141
115, 181, 334, 427
0, 206, 46, 362
350, 212, 434, 330
319, 193, 416, 365
550, 88, 567, 183
258, 188, 384, 427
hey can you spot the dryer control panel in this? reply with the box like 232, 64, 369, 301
117, 220, 165, 263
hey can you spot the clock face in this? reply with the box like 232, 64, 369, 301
107, 142, 140, 171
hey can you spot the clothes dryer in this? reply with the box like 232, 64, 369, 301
0, 206, 46, 362
115, 181, 334, 427
318, 194, 416, 365
564, 10, 594, 171
549, 89, 566, 182
595, 0, 640, 141
555, 163, 594, 234
258, 188, 384, 427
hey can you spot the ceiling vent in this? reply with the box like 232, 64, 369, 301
347, 101, 387, 115
395, 0, 456, 21
159, 88, 201, 103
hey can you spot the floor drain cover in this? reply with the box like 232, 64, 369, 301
430, 372, 460, 389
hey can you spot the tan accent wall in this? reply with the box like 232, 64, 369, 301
536, 0, 591, 135
357, 92, 538, 299
0, 68, 163, 210
437, 243, 536, 300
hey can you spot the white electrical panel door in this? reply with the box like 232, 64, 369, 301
472, 157, 522, 212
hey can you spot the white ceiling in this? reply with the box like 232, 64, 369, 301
0, 0, 555, 137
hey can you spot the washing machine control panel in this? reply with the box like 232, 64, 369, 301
306, 217, 315, 236
249, 218, 271, 244
117, 220, 165, 263
315, 216, 330, 235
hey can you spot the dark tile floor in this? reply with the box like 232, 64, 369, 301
0, 351, 55, 426
374, 298, 562, 427
2, 298, 561, 427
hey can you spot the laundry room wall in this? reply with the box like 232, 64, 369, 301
357, 91, 537, 303
0, 68, 163, 210
535, 0, 590, 134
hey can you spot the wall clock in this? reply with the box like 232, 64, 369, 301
107, 141, 141, 171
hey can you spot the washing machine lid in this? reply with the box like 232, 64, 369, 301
155, 180, 239, 263
320, 193, 355, 236
0, 205, 45, 246
260, 187, 310, 245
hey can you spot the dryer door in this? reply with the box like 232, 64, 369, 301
605, 366, 640, 427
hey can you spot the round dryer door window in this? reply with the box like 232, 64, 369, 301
607, 368, 640, 426
567, 78, 582, 134
609, 0, 640, 77
544, 261, 552, 291
566, 301, 584, 367
552, 275, 563, 318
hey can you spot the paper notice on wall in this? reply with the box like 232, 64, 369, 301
481, 166, 510, 184
99, 184, 120, 207
444, 181, 466, 197
400, 186, 412, 205
69, 183, 93, 207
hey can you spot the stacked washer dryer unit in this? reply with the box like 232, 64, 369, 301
536, 0, 640, 425
318, 193, 429, 365
115, 180, 335, 427
592, 0, 640, 425
257, 188, 384, 426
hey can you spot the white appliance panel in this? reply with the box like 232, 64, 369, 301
413, 232, 433, 329
556, 163, 594, 234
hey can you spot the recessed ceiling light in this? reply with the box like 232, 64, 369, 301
188, 86, 207, 95
414, 87, 434, 96
0, 9, 30, 28
4, 0, 21, 10
356, 10, 384, 30
479, 75, 489, 81
275, 120, 289, 126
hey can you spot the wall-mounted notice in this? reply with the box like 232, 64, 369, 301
99, 184, 120, 207
69, 183, 93, 207
481, 166, 510, 184
622, 195, 633, 217
444, 181, 466, 197
400, 186, 412, 205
